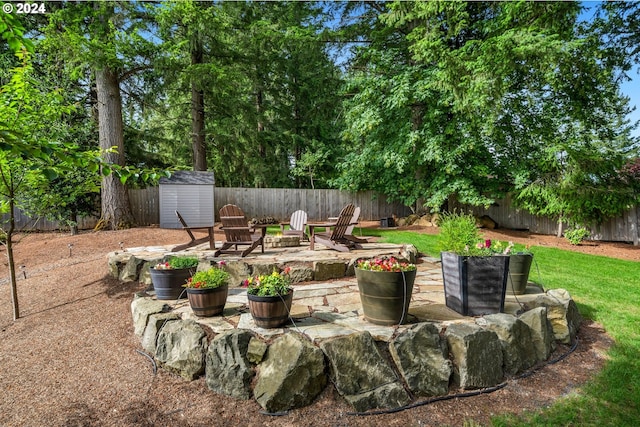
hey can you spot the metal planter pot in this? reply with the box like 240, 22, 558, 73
507, 253, 533, 295
441, 252, 509, 316
355, 269, 416, 326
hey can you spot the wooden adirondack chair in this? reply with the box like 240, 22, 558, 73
343, 206, 371, 245
214, 204, 264, 257
279, 210, 308, 241
310, 204, 360, 252
171, 211, 215, 252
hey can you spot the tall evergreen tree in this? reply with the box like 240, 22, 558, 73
335, 1, 639, 224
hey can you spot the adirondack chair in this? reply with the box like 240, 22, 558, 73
171, 211, 215, 252
309, 203, 360, 252
214, 204, 264, 257
279, 210, 308, 241
343, 206, 371, 245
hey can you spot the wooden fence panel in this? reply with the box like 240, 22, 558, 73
0, 209, 98, 232
450, 195, 640, 245
6, 187, 636, 244
210, 188, 410, 222
129, 187, 159, 226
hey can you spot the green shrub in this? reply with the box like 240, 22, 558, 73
244, 269, 292, 296
185, 267, 229, 289
167, 256, 199, 269
437, 211, 484, 255
564, 227, 590, 245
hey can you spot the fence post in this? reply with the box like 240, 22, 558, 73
632, 205, 639, 246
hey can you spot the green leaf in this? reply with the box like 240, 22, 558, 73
42, 168, 58, 181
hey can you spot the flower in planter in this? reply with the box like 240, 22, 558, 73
184, 263, 229, 289
356, 256, 416, 272
438, 212, 515, 256
154, 256, 199, 270
243, 268, 292, 296
479, 239, 516, 255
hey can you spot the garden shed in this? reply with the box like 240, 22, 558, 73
159, 171, 215, 229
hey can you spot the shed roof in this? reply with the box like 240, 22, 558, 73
159, 170, 215, 185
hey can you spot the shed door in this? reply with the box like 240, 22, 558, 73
160, 184, 215, 229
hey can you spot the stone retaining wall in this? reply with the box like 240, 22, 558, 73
131, 289, 581, 413
120, 244, 582, 413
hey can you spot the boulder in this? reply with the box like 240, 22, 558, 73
518, 307, 556, 361
155, 319, 207, 380
415, 215, 433, 227
119, 255, 144, 282
196, 259, 213, 272
477, 215, 498, 229
286, 265, 314, 283
480, 314, 538, 375
206, 329, 255, 400
527, 289, 582, 344
389, 323, 452, 396
251, 263, 280, 277
445, 322, 504, 389
221, 261, 251, 287
108, 252, 129, 279
320, 331, 410, 411
314, 261, 346, 281
131, 296, 170, 337
247, 337, 268, 364
139, 259, 163, 286
254, 333, 326, 412
401, 245, 419, 264
344, 382, 412, 413
404, 214, 420, 226
141, 312, 180, 354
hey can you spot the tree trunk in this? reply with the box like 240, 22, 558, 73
95, 66, 135, 229
7, 197, 19, 320
191, 44, 206, 171
557, 218, 563, 238
70, 209, 78, 235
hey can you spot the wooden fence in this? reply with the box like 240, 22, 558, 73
131, 187, 411, 224
212, 187, 410, 222
449, 194, 640, 246
3, 188, 639, 245
1, 187, 411, 231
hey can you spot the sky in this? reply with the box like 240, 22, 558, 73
581, 1, 639, 138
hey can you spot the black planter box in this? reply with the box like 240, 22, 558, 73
441, 252, 509, 316
379, 217, 395, 228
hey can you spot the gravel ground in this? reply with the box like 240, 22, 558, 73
0, 225, 621, 427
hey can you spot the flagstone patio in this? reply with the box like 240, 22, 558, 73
118, 239, 547, 341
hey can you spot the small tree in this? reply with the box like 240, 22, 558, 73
19, 169, 101, 235
0, 15, 100, 320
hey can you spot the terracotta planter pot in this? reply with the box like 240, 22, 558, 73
149, 267, 193, 300
186, 284, 229, 317
247, 290, 293, 328
355, 269, 416, 325
507, 253, 533, 295
441, 252, 509, 316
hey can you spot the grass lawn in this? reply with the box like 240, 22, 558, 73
366, 227, 640, 426
265, 224, 639, 425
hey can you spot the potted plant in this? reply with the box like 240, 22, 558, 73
184, 262, 230, 317
355, 256, 417, 326
149, 256, 199, 300
437, 211, 510, 316
492, 241, 534, 295
243, 268, 293, 328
